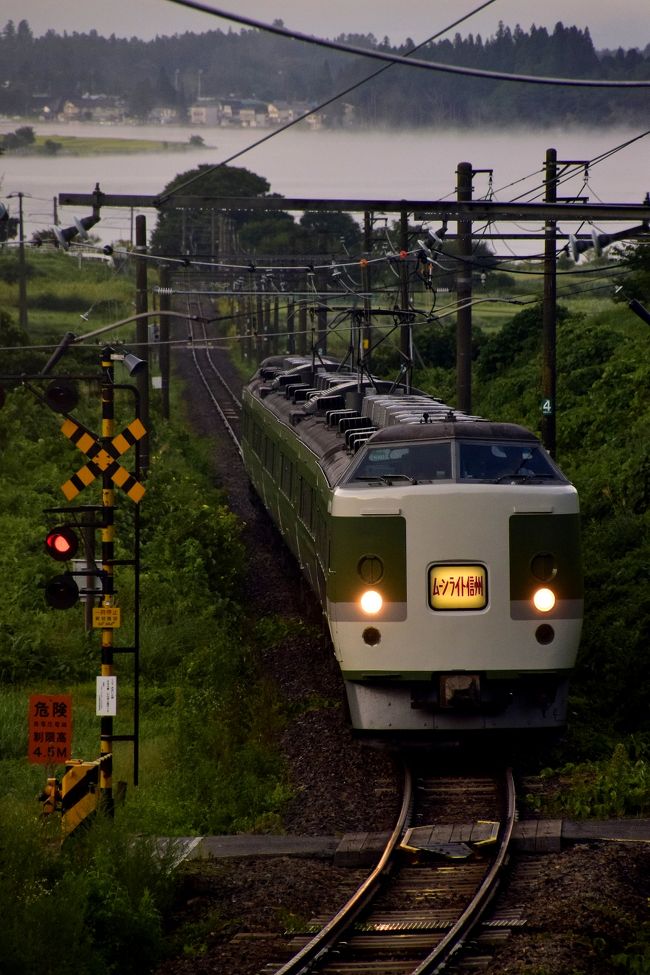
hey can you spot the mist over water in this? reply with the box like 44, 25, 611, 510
1, 121, 648, 249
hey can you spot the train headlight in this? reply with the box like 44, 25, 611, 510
533, 587, 556, 613
360, 589, 383, 615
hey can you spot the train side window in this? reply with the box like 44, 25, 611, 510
252, 423, 263, 457
300, 479, 313, 529
280, 453, 293, 498
315, 507, 327, 560
264, 436, 275, 475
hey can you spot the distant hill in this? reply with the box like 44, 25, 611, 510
1, 18, 649, 126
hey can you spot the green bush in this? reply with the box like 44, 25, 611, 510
538, 744, 650, 819
0, 803, 176, 975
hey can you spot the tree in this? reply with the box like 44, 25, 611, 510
150, 164, 272, 256
299, 211, 361, 253
614, 241, 650, 303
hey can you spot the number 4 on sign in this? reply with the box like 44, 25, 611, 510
59, 417, 146, 503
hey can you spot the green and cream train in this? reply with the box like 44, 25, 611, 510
242, 355, 583, 736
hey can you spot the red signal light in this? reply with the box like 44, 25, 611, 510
45, 527, 79, 562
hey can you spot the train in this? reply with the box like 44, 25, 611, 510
241, 354, 583, 737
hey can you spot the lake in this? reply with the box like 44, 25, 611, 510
1, 121, 648, 249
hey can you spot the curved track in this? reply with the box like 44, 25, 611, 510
262, 768, 517, 975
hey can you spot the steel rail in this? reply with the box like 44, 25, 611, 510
201, 336, 243, 411
186, 306, 243, 457
272, 763, 414, 975
411, 767, 517, 974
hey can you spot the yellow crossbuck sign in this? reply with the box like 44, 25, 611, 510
60, 417, 146, 503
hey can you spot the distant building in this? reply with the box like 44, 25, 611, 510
267, 101, 295, 124
29, 93, 63, 120
58, 95, 124, 123
220, 98, 268, 127
189, 96, 323, 129
189, 100, 222, 125
149, 106, 181, 124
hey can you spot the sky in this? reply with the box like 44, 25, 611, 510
2, 0, 649, 51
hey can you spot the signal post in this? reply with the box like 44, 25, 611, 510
98, 347, 117, 814
34, 348, 146, 834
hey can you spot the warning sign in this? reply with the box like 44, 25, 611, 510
28, 693, 72, 765
92, 606, 121, 629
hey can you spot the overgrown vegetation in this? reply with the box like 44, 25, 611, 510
0, 805, 177, 974
0, 253, 300, 971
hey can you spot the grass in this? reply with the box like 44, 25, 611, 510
5, 133, 205, 155
0, 248, 145, 347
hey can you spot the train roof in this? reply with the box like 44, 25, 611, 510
369, 422, 538, 443
246, 356, 542, 485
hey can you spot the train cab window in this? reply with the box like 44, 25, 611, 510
345, 442, 452, 485
458, 441, 563, 482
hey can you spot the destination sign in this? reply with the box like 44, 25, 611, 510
429, 564, 487, 611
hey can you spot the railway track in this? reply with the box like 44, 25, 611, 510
260, 767, 518, 975
184, 294, 243, 453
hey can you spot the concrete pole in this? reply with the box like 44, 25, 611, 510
135, 215, 150, 474
456, 162, 473, 413
542, 148, 558, 458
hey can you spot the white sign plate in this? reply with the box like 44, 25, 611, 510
96, 676, 117, 716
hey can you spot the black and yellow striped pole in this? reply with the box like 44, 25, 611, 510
98, 346, 116, 815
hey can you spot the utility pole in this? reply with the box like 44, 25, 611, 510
317, 293, 328, 354
134, 215, 150, 473
399, 208, 412, 392
158, 265, 171, 420
362, 211, 373, 372
456, 162, 473, 413
542, 149, 558, 458
287, 298, 295, 354
9, 191, 28, 330
298, 300, 307, 356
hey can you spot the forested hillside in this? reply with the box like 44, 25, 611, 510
1, 17, 649, 125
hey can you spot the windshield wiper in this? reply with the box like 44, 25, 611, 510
494, 470, 555, 483
355, 473, 415, 485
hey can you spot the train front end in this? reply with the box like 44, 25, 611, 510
326, 422, 583, 734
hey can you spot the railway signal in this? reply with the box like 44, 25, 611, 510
44, 525, 80, 609
44, 378, 79, 414
44, 572, 79, 610
45, 525, 78, 561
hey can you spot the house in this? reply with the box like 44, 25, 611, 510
189, 100, 222, 125
58, 95, 124, 123
267, 101, 295, 124
150, 106, 181, 124
220, 98, 268, 127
